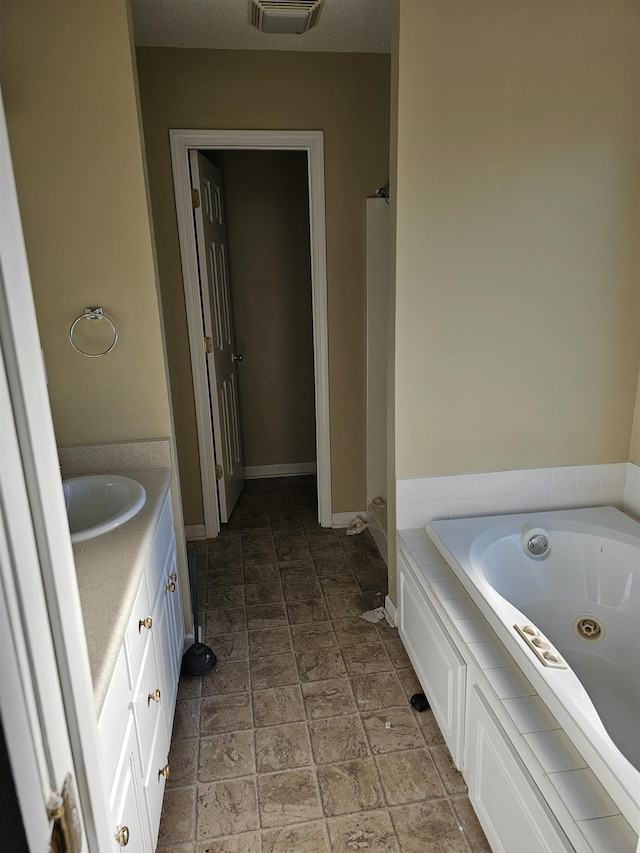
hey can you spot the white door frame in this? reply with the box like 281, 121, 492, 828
170, 129, 332, 534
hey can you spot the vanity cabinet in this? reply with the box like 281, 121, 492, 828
98, 492, 183, 851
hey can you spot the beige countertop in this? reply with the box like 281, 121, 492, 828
72, 467, 171, 714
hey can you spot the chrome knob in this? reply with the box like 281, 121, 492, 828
138, 617, 153, 632
232, 353, 243, 362
148, 689, 161, 705
116, 825, 129, 847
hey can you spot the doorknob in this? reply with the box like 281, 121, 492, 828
232, 353, 243, 362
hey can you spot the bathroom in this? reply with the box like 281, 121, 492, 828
1, 0, 638, 851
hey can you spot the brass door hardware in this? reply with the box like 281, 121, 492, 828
169, 572, 177, 583
138, 616, 153, 632
158, 763, 170, 781
116, 825, 129, 847
148, 689, 161, 705
48, 774, 82, 852
166, 581, 176, 593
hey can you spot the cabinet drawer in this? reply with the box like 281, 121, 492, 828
98, 646, 130, 800
125, 574, 152, 691
151, 551, 180, 744
145, 493, 175, 598
132, 636, 165, 777
164, 541, 183, 713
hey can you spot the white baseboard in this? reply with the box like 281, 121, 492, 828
384, 595, 397, 627
184, 524, 206, 541
367, 509, 388, 567
244, 462, 317, 479
332, 510, 367, 528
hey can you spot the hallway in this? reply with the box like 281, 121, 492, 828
157, 477, 489, 851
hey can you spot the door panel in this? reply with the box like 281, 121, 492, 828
0, 90, 105, 850
190, 151, 244, 522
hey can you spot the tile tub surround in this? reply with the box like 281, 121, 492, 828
396, 462, 639, 529
157, 476, 490, 851
624, 462, 640, 519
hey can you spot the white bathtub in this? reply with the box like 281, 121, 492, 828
428, 506, 640, 827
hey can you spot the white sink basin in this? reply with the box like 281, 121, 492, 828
63, 475, 146, 543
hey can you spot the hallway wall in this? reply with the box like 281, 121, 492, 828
209, 150, 316, 471
136, 48, 391, 524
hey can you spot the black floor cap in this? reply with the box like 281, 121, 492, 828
410, 692, 430, 712
181, 642, 217, 676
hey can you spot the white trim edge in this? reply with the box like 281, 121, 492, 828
367, 508, 388, 567
244, 462, 317, 479
169, 129, 332, 533
332, 510, 367, 528
384, 595, 397, 627
185, 524, 206, 541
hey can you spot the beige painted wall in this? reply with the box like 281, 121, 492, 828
630, 374, 640, 465
136, 48, 391, 524
211, 150, 316, 468
394, 0, 640, 481
0, 1, 172, 446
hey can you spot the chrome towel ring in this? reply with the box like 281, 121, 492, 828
69, 307, 118, 357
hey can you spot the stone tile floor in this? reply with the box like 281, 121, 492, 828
157, 476, 490, 852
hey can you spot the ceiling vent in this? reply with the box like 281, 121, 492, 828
249, 0, 325, 34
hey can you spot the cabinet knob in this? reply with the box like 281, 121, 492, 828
158, 763, 170, 781
148, 688, 161, 705
116, 825, 129, 847
138, 616, 153, 632
166, 581, 176, 593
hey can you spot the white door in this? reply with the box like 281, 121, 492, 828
0, 90, 111, 850
190, 151, 244, 523
0, 341, 81, 850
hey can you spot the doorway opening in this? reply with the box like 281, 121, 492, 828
170, 130, 331, 537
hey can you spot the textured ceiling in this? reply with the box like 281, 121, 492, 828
130, 0, 392, 53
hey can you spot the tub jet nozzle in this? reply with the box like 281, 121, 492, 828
526, 533, 549, 557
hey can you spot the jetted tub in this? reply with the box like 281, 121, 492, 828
428, 506, 640, 826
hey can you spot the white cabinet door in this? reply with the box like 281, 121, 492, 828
398, 553, 466, 767
110, 717, 150, 853
132, 631, 165, 781
156, 543, 184, 740
465, 683, 573, 853
143, 707, 170, 852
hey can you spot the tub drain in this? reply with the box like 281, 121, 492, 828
574, 616, 604, 641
